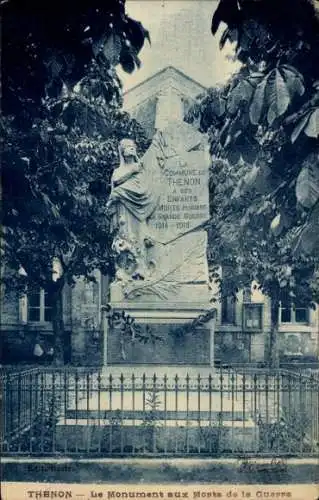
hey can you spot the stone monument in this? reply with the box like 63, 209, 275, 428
104, 86, 215, 366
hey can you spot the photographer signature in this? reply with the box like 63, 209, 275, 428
238, 458, 287, 472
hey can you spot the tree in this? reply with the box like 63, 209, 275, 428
1, 0, 151, 364
207, 0, 319, 256
206, 158, 317, 366
186, 0, 319, 365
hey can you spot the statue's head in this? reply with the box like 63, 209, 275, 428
119, 138, 138, 163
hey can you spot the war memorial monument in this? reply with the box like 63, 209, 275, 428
103, 86, 216, 368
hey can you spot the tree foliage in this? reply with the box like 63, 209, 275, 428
206, 158, 318, 366
186, 0, 319, 365
1, 0, 150, 363
2, 0, 150, 115
189, 0, 319, 257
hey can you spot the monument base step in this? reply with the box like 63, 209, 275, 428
101, 364, 214, 377
59, 375, 258, 453
55, 420, 259, 454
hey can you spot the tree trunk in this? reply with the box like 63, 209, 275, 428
51, 282, 65, 365
269, 298, 280, 368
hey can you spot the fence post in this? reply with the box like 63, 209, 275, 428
132, 373, 136, 455
75, 369, 79, 454
152, 373, 157, 454
97, 370, 101, 454
86, 371, 90, 453
28, 371, 33, 453
142, 373, 146, 454
175, 373, 179, 454
299, 372, 304, 454
163, 374, 167, 455
186, 373, 190, 455
231, 371, 235, 455
64, 369, 68, 454
208, 373, 212, 454
120, 373, 124, 454
109, 373, 113, 455
242, 370, 246, 454
52, 370, 56, 454
197, 374, 201, 454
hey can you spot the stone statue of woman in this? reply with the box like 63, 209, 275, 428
108, 138, 158, 281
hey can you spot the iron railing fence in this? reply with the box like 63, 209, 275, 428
1, 367, 40, 444
0, 367, 97, 447
1, 366, 318, 457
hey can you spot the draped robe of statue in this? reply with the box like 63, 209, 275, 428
109, 146, 159, 280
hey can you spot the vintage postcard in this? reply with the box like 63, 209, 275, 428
1, 1, 319, 499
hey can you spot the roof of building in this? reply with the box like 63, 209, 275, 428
124, 65, 207, 97
123, 65, 207, 114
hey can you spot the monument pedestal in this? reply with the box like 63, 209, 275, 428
103, 301, 215, 369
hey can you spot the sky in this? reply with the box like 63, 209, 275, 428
118, 0, 241, 92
